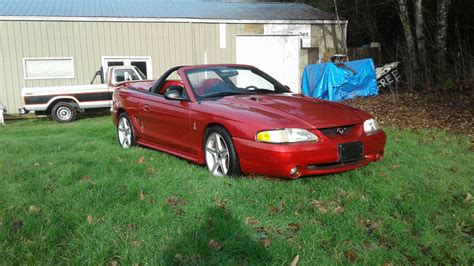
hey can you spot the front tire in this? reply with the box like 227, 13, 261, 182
51, 102, 77, 123
204, 126, 241, 177
117, 113, 136, 148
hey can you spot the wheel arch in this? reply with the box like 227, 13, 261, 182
198, 122, 231, 164
46, 97, 79, 114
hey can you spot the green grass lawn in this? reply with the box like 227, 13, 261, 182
0, 116, 472, 264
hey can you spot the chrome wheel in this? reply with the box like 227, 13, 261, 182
118, 116, 132, 148
205, 132, 230, 176
56, 106, 72, 121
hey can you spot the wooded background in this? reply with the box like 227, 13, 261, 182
250, 0, 474, 89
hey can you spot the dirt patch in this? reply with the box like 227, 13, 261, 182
343, 89, 474, 138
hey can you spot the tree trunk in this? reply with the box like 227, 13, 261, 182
398, 0, 419, 87
414, 0, 429, 83
436, 0, 452, 78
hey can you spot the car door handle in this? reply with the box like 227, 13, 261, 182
143, 104, 150, 111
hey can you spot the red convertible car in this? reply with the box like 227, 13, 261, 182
111, 64, 386, 179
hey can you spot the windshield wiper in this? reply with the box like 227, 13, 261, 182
201, 91, 247, 99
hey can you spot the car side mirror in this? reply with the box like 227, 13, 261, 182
284, 85, 291, 91
164, 86, 188, 101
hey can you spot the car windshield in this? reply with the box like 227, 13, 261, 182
185, 67, 290, 99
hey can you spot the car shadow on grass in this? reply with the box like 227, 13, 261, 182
161, 206, 271, 264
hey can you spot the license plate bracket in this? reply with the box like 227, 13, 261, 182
338, 141, 364, 163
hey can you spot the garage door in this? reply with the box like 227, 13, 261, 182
236, 35, 301, 93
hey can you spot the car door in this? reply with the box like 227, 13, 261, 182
139, 93, 194, 158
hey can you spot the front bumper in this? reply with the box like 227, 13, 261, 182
233, 130, 387, 179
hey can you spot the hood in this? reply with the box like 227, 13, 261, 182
207, 93, 367, 129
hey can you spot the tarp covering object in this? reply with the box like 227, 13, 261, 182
301, 58, 378, 101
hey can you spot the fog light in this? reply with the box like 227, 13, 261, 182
290, 166, 302, 178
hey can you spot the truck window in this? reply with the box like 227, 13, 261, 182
115, 69, 140, 82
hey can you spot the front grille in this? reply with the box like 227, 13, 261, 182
318, 125, 355, 138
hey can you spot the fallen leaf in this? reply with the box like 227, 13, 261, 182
313, 219, 323, 225
260, 237, 272, 248
137, 156, 145, 163
86, 215, 93, 224
245, 217, 259, 225
269, 205, 281, 214
288, 223, 300, 232
167, 197, 187, 206
208, 239, 222, 251
338, 189, 349, 199
11, 220, 23, 233
465, 192, 472, 204
115, 156, 122, 162
290, 254, 300, 266
24, 239, 34, 245
48, 162, 54, 166
33, 162, 40, 167
311, 200, 328, 213
126, 224, 138, 230
80, 175, 91, 181
334, 206, 345, 214
174, 253, 183, 261
391, 164, 399, 170
147, 167, 156, 173
107, 260, 118, 266
311, 199, 324, 208
149, 197, 156, 205
28, 205, 41, 214
217, 200, 227, 209
345, 250, 358, 262
363, 241, 378, 250
139, 189, 145, 200
132, 240, 141, 247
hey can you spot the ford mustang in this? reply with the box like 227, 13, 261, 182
111, 64, 386, 178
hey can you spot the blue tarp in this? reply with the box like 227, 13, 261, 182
301, 58, 378, 101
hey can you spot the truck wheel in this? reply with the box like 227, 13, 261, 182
51, 102, 77, 123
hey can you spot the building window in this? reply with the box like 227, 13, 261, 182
23, 57, 75, 79
102, 56, 153, 81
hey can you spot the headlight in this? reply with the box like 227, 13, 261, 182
256, 128, 318, 143
363, 118, 380, 133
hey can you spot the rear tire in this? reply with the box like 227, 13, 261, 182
117, 112, 136, 148
51, 102, 77, 123
204, 126, 241, 177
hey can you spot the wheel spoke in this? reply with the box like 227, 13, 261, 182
206, 146, 217, 156
216, 136, 224, 152
121, 136, 126, 147
220, 150, 229, 158
219, 160, 228, 174
211, 160, 219, 174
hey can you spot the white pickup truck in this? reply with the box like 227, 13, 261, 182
20, 66, 146, 123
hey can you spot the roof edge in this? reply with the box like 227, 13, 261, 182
0, 16, 348, 24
